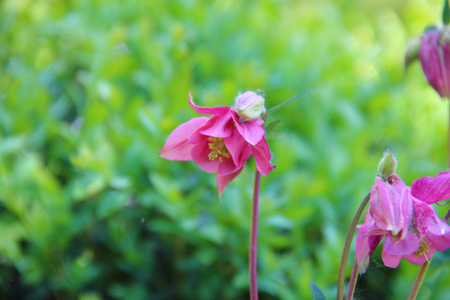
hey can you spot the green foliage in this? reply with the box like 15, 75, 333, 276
0, 0, 449, 299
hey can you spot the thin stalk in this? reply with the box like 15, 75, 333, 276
336, 193, 370, 300
265, 87, 323, 115
407, 259, 432, 300
448, 101, 450, 169
249, 170, 261, 300
345, 259, 359, 300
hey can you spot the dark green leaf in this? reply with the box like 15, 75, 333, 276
310, 281, 327, 300
443, 0, 450, 24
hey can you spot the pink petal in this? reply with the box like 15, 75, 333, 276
158, 117, 209, 160
217, 156, 242, 176
230, 111, 265, 145
426, 216, 450, 251
199, 112, 234, 138
224, 129, 252, 167
355, 214, 383, 274
217, 167, 244, 195
383, 232, 420, 256
251, 138, 276, 176
191, 140, 220, 173
381, 251, 403, 268
412, 199, 438, 234
404, 250, 435, 265
387, 173, 407, 190
188, 91, 230, 115
410, 171, 450, 204
369, 177, 412, 236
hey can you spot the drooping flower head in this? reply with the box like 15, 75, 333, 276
356, 158, 450, 273
405, 25, 450, 99
158, 91, 275, 195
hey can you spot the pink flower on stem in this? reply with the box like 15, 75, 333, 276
356, 172, 450, 274
158, 91, 275, 195
406, 27, 450, 99
419, 29, 450, 98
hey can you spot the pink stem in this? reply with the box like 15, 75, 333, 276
249, 170, 261, 300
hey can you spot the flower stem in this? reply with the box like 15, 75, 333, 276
448, 101, 450, 169
407, 259, 432, 300
345, 259, 359, 300
265, 87, 323, 115
249, 169, 261, 300
336, 193, 370, 300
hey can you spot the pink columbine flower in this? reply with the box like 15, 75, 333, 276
419, 28, 450, 98
356, 172, 450, 274
158, 91, 275, 195
405, 26, 450, 98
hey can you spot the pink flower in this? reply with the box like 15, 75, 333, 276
158, 91, 275, 195
419, 28, 450, 98
356, 172, 450, 274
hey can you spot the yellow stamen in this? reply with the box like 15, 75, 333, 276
414, 237, 431, 261
208, 137, 230, 162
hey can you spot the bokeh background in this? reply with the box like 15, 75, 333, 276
1, 0, 450, 299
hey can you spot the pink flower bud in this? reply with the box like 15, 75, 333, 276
419, 27, 450, 98
234, 91, 266, 120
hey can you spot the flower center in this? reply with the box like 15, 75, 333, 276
208, 137, 230, 162
414, 237, 431, 259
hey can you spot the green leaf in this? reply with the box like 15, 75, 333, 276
265, 120, 281, 133
310, 281, 327, 300
443, 0, 450, 24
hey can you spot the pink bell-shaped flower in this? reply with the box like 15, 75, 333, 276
159, 91, 275, 195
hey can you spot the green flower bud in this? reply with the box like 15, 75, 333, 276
378, 150, 398, 180
234, 91, 266, 120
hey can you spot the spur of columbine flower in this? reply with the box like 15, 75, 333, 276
356, 171, 450, 274
158, 91, 275, 195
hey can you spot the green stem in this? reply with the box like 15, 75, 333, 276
249, 169, 261, 300
345, 259, 359, 300
336, 193, 370, 300
407, 259, 432, 300
448, 101, 450, 169
265, 87, 323, 114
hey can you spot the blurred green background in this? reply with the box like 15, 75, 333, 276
1, 0, 450, 299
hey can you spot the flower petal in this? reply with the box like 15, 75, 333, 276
217, 156, 242, 176
224, 129, 252, 168
217, 167, 244, 195
199, 112, 234, 138
158, 117, 209, 160
251, 138, 276, 176
191, 140, 221, 173
426, 215, 450, 251
403, 250, 435, 265
412, 198, 438, 234
410, 171, 450, 204
383, 232, 419, 256
369, 177, 412, 236
355, 214, 383, 274
381, 251, 403, 269
230, 111, 265, 145
188, 91, 230, 115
